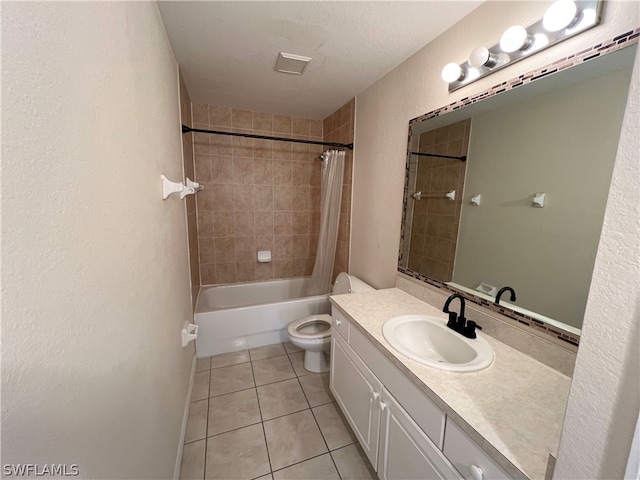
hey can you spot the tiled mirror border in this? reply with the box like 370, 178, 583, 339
399, 28, 640, 349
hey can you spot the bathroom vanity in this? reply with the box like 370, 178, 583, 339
329, 288, 571, 480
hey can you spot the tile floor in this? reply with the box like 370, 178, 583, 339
180, 342, 377, 480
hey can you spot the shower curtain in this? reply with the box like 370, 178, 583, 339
306, 150, 345, 296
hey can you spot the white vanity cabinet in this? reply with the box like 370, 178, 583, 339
329, 307, 519, 480
330, 309, 461, 480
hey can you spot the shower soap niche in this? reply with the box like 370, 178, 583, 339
257, 251, 272, 263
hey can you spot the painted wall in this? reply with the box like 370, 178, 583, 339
1, 3, 194, 478
453, 67, 632, 329
180, 72, 201, 309
351, 1, 639, 477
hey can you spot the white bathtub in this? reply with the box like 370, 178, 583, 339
195, 277, 330, 358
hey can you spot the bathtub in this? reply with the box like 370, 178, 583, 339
195, 277, 331, 358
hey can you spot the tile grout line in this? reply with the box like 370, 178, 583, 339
288, 352, 343, 478
261, 404, 311, 424
204, 420, 265, 439
204, 353, 254, 478
328, 450, 344, 480
210, 360, 251, 370
209, 384, 256, 399
300, 356, 345, 480
269, 450, 342, 477
202, 361, 211, 480
249, 354, 275, 476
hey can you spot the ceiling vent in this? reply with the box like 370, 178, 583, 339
275, 52, 312, 75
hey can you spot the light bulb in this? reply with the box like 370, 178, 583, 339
500, 25, 530, 53
543, 0, 578, 32
441, 63, 464, 83
468, 47, 496, 68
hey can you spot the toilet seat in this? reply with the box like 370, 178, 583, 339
287, 314, 331, 338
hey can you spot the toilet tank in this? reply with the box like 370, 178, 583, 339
332, 272, 375, 295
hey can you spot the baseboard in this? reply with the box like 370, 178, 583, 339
174, 354, 197, 480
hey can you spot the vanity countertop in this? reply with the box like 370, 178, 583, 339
329, 287, 572, 480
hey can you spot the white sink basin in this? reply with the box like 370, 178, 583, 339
382, 315, 494, 372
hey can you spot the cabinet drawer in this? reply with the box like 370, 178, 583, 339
331, 308, 350, 341
443, 419, 514, 480
349, 324, 445, 448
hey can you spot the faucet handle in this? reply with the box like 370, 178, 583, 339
446, 312, 458, 328
465, 320, 482, 339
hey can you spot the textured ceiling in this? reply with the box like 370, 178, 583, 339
158, 1, 483, 119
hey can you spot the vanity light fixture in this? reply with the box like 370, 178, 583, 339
441, 0, 602, 92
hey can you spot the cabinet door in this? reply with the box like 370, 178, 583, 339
443, 419, 514, 480
330, 333, 382, 468
378, 389, 462, 480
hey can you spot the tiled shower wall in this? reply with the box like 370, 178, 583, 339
179, 72, 200, 307
192, 106, 325, 285
407, 119, 470, 281
323, 99, 354, 282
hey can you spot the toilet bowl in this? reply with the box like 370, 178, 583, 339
288, 273, 374, 373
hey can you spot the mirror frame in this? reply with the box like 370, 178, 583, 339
398, 29, 639, 348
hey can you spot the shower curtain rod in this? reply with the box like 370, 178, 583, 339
410, 151, 466, 162
182, 125, 354, 150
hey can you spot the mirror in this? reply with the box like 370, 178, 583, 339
399, 43, 636, 335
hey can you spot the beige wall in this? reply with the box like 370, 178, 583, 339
351, 1, 639, 477
192, 106, 323, 284
180, 72, 201, 308
453, 68, 632, 328
1, 3, 194, 478
323, 99, 355, 281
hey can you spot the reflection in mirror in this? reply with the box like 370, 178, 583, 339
400, 43, 637, 335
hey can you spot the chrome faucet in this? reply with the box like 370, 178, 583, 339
443, 294, 481, 339
495, 286, 516, 305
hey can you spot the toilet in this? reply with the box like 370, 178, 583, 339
287, 272, 375, 373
